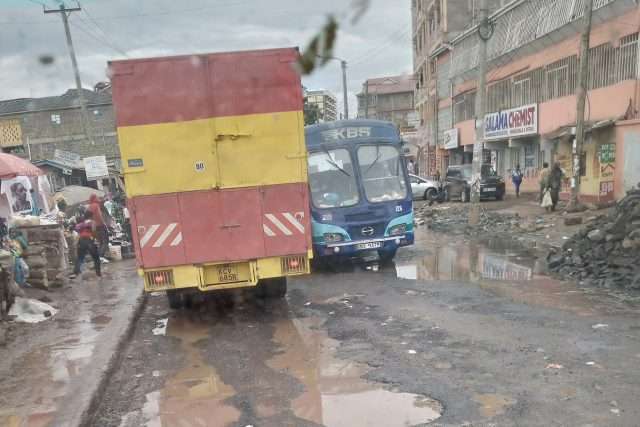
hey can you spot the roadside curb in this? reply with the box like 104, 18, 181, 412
78, 291, 148, 427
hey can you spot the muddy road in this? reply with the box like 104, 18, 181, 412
91, 230, 640, 427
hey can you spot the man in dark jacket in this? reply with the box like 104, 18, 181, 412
548, 162, 564, 211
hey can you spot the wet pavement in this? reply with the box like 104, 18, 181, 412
0, 260, 143, 427
91, 229, 640, 426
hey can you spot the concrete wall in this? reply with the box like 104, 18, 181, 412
615, 119, 640, 198
2, 104, 119, 163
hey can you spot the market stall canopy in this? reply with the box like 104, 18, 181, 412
0, 153, 43, 179
55, 185, 105, 207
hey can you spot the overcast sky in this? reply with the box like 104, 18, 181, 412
0, 0, 412, 116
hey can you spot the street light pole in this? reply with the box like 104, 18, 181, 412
341, 60, 349, 120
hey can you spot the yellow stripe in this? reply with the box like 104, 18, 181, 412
118, 111, 307, 197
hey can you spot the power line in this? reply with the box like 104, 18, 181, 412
70, 19, 129, 57
350, 27, 412, 67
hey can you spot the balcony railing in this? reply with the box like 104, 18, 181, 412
448, 0, 629, 80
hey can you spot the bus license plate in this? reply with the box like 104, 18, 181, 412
217, 264, 238, 283
357, 242, 382, 250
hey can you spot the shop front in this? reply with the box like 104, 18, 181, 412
443, 128, 464, 168
484, 104, 545, 194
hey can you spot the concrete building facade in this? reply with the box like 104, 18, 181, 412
0, 88, 119, 166
425, 0, 640, 201
356, 75, 417, 129
305, 89, 338, 122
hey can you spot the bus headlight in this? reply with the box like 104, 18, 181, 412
389, 224, 407, 236
324, 233, 344, 243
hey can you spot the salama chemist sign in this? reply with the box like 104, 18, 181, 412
484, 104, 538, 141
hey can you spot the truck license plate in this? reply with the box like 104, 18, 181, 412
483, 187, 496, 192
217, 264, 238, 283
357, 242, 382, 250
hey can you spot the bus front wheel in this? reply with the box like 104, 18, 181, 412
378, 248, 397, 264
258, 277, 287, 298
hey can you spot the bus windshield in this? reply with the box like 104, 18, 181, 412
357, 145, 407, 203
308, 149, 359, 208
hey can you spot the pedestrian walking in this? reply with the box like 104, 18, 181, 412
88, 194, 109, 258
539, 162, 550, 202
511, 164, 524, 198
548, 162, 564, 212
72, 210, 101, 278
407, 159, 416, 175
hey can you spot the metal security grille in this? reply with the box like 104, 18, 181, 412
545, 56, 577, 100
452, 91, 476, 124
0, 120, 23, 148
487, 79, 511, 112
588, 43, 618, 90
618, 33, 639, 81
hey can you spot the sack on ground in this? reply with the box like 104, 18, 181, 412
541, 190, 553, 208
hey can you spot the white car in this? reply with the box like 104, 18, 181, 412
409, 174, 438, 200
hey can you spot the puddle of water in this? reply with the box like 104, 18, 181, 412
0, 311, 100, 426
394, 231, 634, 315
128, 316, 240, 427
268, 317, 443, 426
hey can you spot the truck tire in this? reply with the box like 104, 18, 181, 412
166, 290, 184, 309
259, 277, 287, 299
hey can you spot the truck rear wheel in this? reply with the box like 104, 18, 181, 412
167, 290, 184, 309
259, 277, 287, 299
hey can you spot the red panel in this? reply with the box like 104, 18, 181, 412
129, 183, 311, 269
208, 49, 302, 118
110, 48, 302, 127
178, 190, 226, 263
261, 183, 311, 256
110, 56, 211, 128
131, 195, 186, 269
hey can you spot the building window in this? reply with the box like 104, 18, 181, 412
546, 62, 569, 99
618, 33, 638, 81
524, 144, 536, 168
512, 77, 531, 106
51, 113, 61, 125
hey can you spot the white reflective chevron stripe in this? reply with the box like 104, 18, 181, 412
263, 224, 276, 237
140, 224, 160, 248
153, 223, 177, 248
282, 212, 305, 233
170, 232, 183, 247
265, 214, 292, 236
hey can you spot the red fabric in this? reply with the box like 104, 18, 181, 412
88, 195, 105, 226
75, 220, 94, 239
0, 153, 43, 179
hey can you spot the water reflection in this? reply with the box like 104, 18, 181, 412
268, 317, 443, 426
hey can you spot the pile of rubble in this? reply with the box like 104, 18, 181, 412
547, 187, 640, 290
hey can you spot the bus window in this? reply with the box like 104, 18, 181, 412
308, 149, 359, 208
357, 145, 407, 203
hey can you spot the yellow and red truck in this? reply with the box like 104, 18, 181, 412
109, 48, 312, 308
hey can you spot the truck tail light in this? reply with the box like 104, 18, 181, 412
281, 255, 307, 275
145, 270, 174, 287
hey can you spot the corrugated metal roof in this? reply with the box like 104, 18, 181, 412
0, 89, 112, 116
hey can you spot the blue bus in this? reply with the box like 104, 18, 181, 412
305, 119, 414, 263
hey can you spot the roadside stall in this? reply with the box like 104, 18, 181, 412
0, 154, 68, 318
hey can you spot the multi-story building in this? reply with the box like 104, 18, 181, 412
305, 89, 338, 122
412, 0, 504, 176
433, 0, 640, 202
356, 75, 417, 129
0, 87, 118, 160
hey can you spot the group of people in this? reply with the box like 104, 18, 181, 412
510, 162, 565, 211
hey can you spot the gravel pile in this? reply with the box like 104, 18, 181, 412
547, 186, 640, 290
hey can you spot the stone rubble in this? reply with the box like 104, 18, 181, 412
547, 186, 640, 290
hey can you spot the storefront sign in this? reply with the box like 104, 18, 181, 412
443, 128, 459, 149
484, 104, 538, 141
599, 143, 615, 178
83, 155, 109, 181
53, 149, 82, 168
600, 181, 614, 197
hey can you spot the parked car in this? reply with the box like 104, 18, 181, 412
444, 164, 505, 202
409, 174, 438, 200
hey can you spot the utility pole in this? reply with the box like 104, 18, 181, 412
364, 80, 369, 119
45, 2, 94, 144
568, 0, 594, 211
469, 0, 492, 225
341, 60, 349, 120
